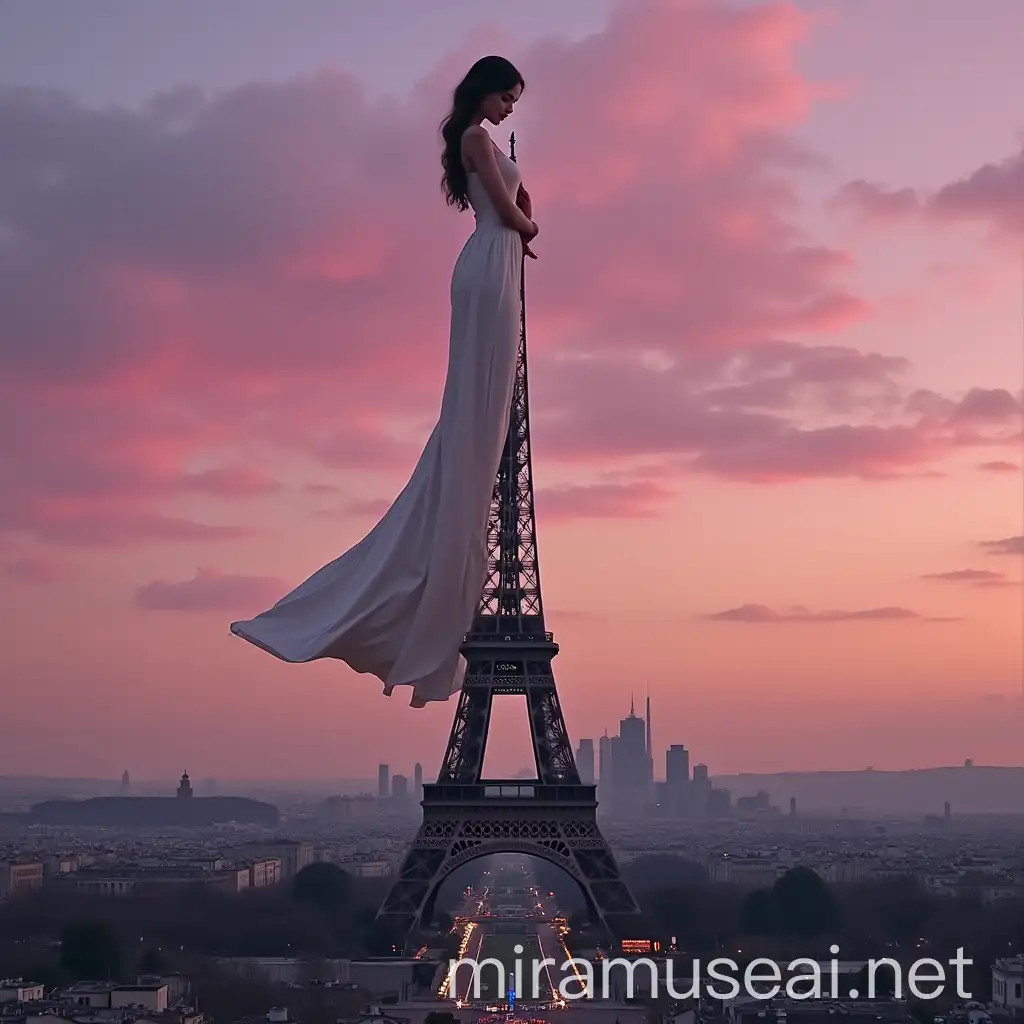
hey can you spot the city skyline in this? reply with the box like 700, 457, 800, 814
13, 687, 1011, 791
0, 0, 1021, 779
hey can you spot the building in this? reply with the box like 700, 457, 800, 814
338, 859, 391, 878
211, 868, 251, 893
0, 861, 44, 898
992, 956, 1024, 1014
319, 794, 377, 820
666, 744, 689, 786
692, 762, 711, 820
176, 772, 193, 798
576, 738, 595, 784
377, 763, 390, 799
250, 858, 283, 888
603, 696, 653, 817
664, 744, 690, 816
0, 980, 44, 1002
243, 841, 314, 879
391, 774, 408, 801
110, 983, 170, 1012
708, 856, 783, 886
62, 982, 169, 1012
598, 732, 612, 792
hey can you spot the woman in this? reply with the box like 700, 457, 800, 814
230, 56, 538, 708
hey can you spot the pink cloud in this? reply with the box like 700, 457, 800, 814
921, 568, 1018, 588
180, 467, 283, 498
302, 482, 343, 495
835, 142, 1024, 237
532, 342, 1020, 483
1, 556, 68, 584
705, 603, 947, 623
313, 497, 393, 519
535, 480, 675, 520
978, 460, 1020, 474
135, 567, 287, 612
981, 535, 1024, 556
0, 0, 1013, 554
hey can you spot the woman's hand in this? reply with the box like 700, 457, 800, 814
516, 184, 533, 220
517, 190, 538, 258
519, 218, 538, 259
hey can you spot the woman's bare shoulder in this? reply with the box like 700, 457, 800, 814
460, 126, 493, 173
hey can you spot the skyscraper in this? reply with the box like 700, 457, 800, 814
665, 744, 690, 817
378, 763, 390, 799
413, 762, 423, 796
598, 731, 612, 796
666, 744, 690, 786
692, 762, 710, 822
576, 738, 595, 784
645, 691, 653, 786
610, 697, 650, 817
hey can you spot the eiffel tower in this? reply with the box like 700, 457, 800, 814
376, 134, 640, 948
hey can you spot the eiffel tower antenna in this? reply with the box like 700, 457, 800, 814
376, 134, 640, 949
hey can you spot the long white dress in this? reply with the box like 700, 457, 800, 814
230, 143, 523, 707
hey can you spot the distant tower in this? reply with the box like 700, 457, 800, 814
414, 762, 423, 796
790, 796, 797, 817
176, 771, 193, 799
120, 770, 130, 794
378, 763, 390, 799
944, 800, 951, 820
665, 745, 689, 786
691, 763, 710, 823
392, 774, 409, 801
645, 690, 653, 785
598, 731, 611, 782
576, 738, 595, 784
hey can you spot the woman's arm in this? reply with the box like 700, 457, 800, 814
462, 127, 537, 236
516, 187, 538, 259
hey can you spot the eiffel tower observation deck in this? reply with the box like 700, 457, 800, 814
376, 134, 640, 950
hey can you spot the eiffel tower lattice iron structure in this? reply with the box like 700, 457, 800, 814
376, 134, 640, 946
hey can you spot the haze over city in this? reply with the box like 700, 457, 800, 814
1, 0, 1022, 780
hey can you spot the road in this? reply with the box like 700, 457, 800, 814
448, 863, 587, 1011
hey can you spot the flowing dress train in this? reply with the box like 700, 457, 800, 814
230, 143, 524, 707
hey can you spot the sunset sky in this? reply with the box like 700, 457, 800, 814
0, 0, 1021, 783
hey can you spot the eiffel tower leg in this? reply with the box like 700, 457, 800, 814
525, 681, 579, 784
376, 793, 641, 949
375, 821, 453, 951
436, 685, 493, 784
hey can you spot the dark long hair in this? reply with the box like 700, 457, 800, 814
440, 55, 525, 211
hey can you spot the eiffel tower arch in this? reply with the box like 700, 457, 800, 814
376, 134, 640, 949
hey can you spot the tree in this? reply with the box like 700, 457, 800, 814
292, 863, 353, 909
61, 921, 121, 980
771, 868, 839, 938
624, 855, 709, 889
740, 888, 776, 935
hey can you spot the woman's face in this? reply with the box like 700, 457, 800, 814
479, 83, 522, 125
